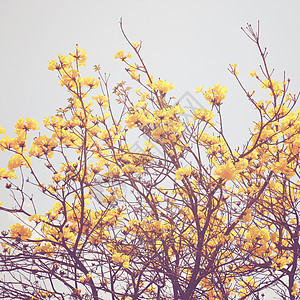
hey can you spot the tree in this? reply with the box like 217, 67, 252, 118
0, 22, 300, 300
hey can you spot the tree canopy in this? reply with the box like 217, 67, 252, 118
0, 22, 300, 300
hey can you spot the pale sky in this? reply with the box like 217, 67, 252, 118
1, 0, 300, 146
0, 1, 299, 298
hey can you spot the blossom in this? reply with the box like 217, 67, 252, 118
15, 118, 39, 135
93, 95, 109, 109
47, 59, 60, 71
151, 79, 175, 94
193, 108, 215, 124
250, 70, 257, 78
292, 283, 298, 296
201, 84, 228, 105
128, 64, 140, 80
1, 243, 12, 254
114, 50, 132, 60
79, 277, 85, 283
58, 54, 72, 68
0, 168, 17, 180
243, 208, 252, 223
82, 77, 100, 89
10, 223, 32, 241
231, 63, 239, 76
34, 242, 55, 257
261, 79, 283, 97
29, 136, 58, 158
112, 252, 130, 268
8, 154, 31, 172
69, 45, 87, 66
125, 111, 151, 129
196, 86, 203, 93
0, 127, 6, 135
79, 273, 92, 284
214, 161, 237, 181
175, 167, 193, 180
234, 158, 248, 173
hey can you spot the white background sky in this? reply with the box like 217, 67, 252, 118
1, 0, 300, 145
0, 1, 300, 298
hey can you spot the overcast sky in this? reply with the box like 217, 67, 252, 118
1, 1, 299, 298
1, 0, 300, 146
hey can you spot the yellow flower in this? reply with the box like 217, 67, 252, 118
0, 127, 6, 135
37, 290, 51, 298
292, 283, 298, 296
132, 42, 140, 49
58, 54, 72, 68
52, 173, 64, 183
250, 70, 257, 77
69, 45, 87, 66
128, 64, 140, 80
15, 118, 39, 135
243, 208, 252, 223
93, 95, 109, 109
0, 168, 17, 180
125, 111, 151, 129
196, 86, 203, 93
112, 252, 130, 268
203, 84, 228, 105
79, 277, 85, 283
47, 59, 60, 71
261, 79, 283, 97
114, 50, 132, 60
175, 167, 193, 180
28, 214, 47, 223
234, 158, 248, 173
86, 273, 92, 282
193, 108, 215, 124
29, 136, 58, 158
34, 242, 55, 257
214, 161, 237, 181
231, 63, 239, 76
82, 77, 100, 89
151, 79, 175, 94
10, 223, 32, 241
8, 154, 31, 172
114, 50, 125, 59
71, 289, 81, 296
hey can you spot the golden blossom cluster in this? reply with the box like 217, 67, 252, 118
0, 26, 300, 299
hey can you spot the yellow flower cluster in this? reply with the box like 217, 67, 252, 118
196, 84, 228, 105
150, 79, 175, 94
114, 50, 133, 61
79, 273, 92, 284
29, 135, 58, 158
261, 79, 284, 97
231, 63, 239, 76
128, 64, 140, 80
10, 223, 32, 241
112, 252, 130, 268
34, 242, 55, 257
1, 42, 300, 300
0, 168, 17, 180
48, 45, 100, 94
14, 118, 39, 135
193, 107, 215, 125
175, 166, 194, 180
238, 277, 257, 297
8, 154, 31, 172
